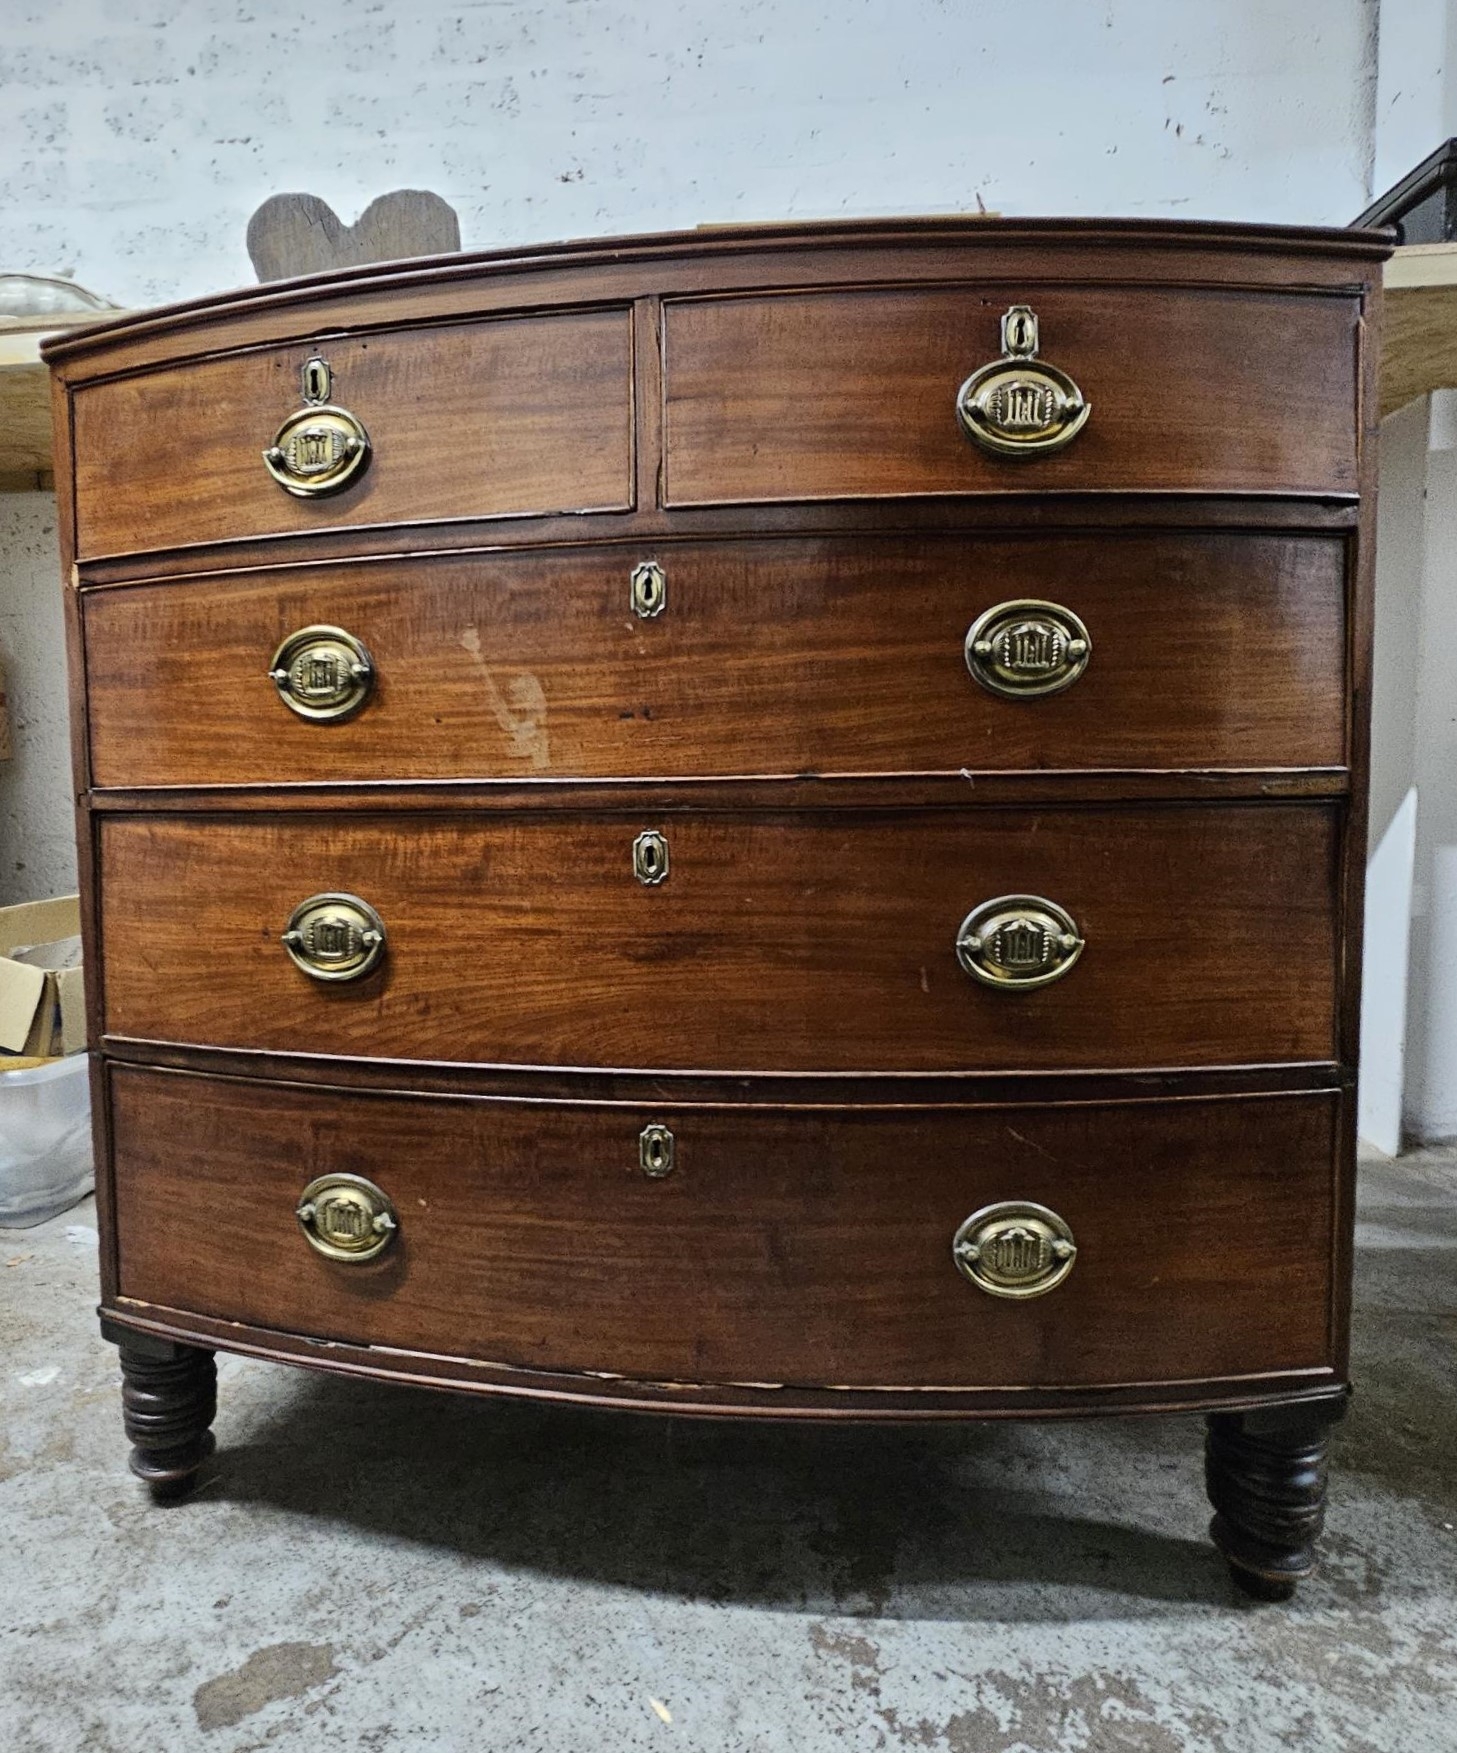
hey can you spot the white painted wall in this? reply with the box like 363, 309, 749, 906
0, 0, 1382, 307
0, 0, 1398, 989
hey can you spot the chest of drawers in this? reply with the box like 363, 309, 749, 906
45, 217, 1389, 1600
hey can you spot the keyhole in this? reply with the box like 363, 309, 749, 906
301, 356, 332, 403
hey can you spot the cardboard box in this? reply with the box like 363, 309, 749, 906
0, 895, 85, 1061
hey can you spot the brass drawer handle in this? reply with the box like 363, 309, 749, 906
296, 1173, 398, 1263
953, 1201, 1076, 1299
262, 354, 371, 497
956, 895, 1083, 989
281, 893, 387, 983
269, 625, 375, 722
956, 305, 1089, 458
965, 600, 1090, 699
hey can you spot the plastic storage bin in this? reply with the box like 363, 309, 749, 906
0, 1054, 93, 1227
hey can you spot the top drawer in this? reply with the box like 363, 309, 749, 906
662, 286, 1360, 504
69, 308, 634, 560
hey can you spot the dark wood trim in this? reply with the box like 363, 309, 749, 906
97, 1298, 1345, 1424
80, 773, 1351, 813
70, 495, 1364, 588
96, 1045, 1345, 1107
43, 217, 1390, 376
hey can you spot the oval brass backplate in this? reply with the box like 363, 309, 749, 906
955, 895, 1084, 990
263, 405, 371, 497
281, 893, 387, 983
269, 625, 376, 722
956, 305, 1089, 458
952, 1201, 1076, 1299
965, 600, 1091, 700
296, 1172, 399, 1263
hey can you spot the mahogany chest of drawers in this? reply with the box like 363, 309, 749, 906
45, 217, 1390, 1599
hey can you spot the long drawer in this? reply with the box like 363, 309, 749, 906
663, 284, 1361, 503
98, 805, 1340, 1072
69, 309, 635, 559
108, 1066, 1338, 1390
81, 532, 1348, 787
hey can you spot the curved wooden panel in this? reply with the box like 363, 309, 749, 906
109, 1066, 1337, 1393
99, 805, 1339, 1073
71, 308, 634, 559
82, 532, 1347, 787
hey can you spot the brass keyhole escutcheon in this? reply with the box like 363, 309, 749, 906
639, 1123, 675, 1178
633, 830, 670, 886
953, 1202, 1076, 1299
956, 895, 1083, 990
281, 894, 387, 983
296, 1173, 399, 1263
956, 305, 1090, 458
631, 560, 667, 618
269, 625, 376, 722
263, 355, 371, 497
965, 600, 1091, 700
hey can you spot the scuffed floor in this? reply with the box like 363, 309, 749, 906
1, 1149, 1454, 1752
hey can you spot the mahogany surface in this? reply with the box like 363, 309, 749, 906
47, 218, 1386, 1586
110, 1066, 1337, 1392
662, 285, 1362, 503
98, 804, 1340, 1073
81, 533, 1348, 787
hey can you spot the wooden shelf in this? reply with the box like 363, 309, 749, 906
0, 315, 123, 492
1382, 243, 1457, 417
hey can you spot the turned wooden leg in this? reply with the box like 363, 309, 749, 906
106, 1325, 218, 1499
1205, 1394, 1348, 1601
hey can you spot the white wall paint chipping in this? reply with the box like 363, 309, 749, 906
0, 0, 1382, 309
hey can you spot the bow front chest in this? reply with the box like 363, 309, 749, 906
45, 218, 1389, 1597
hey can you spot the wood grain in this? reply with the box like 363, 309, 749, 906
664, 285, 1361, 503
109, 1066, 1337, 1391
71, 308, 634, 558
81, 532, 1348, 788
98, 804, 1340, 1073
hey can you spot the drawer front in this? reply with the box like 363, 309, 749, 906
663, 287, 1359, 503
99, 806, 1339, 1072
70, 309, 634, 559
109, 1067, 1337, 1389
82, 532, 1347, 788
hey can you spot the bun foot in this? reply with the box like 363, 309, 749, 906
1205, 1394, 1348, 1601
109, 1327, 218, 1501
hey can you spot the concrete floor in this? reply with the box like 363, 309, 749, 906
1, 1149, 1454, 1753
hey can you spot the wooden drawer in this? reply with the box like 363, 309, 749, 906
82, 532, 1348, 788
70, 309, 634, 560
109, 1066, 1337, 1390
98, 804, 1339, 1072
663, 286, 1360, 503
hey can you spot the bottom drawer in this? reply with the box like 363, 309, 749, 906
109, 1067, 1338, 1393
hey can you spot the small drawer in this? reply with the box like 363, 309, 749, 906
109, 1066, 1338, 1391
70, 308, 634, 559
98, 804, 1339, 1073
81, 531, 1348, 788
663, 285, 1360, 503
